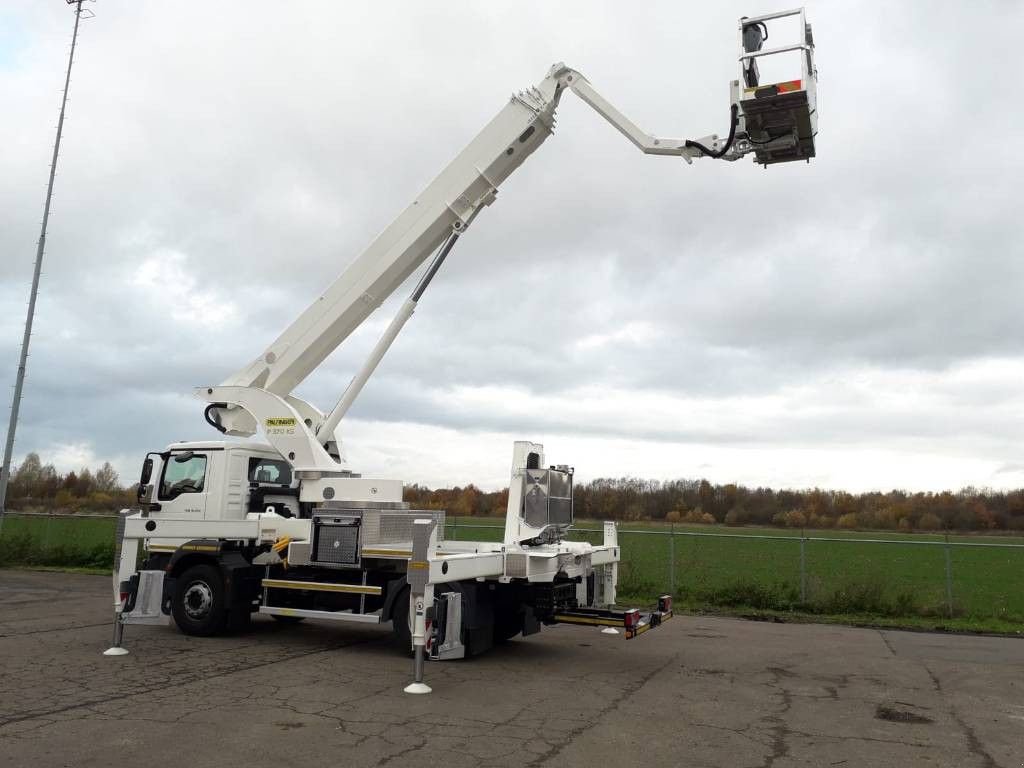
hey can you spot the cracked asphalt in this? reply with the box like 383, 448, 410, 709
1, 570, 1021, 767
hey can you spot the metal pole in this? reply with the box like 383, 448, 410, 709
102, 612, 128, 656
668, 522, 676, 595
944, 534, 953, 618
799, 534, 807, 603
0, 0, 86, 532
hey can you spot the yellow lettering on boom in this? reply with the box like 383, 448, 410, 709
265, 417, 297, 428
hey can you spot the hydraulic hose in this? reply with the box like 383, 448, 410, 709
684, 103, 739, 159
204, 403, 228, 434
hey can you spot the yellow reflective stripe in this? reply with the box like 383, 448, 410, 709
362, 548, 413, 558
261, 579, 381, 595
362, 548, 456, 558
553, 615, 625, 628
407, 561, 429, 570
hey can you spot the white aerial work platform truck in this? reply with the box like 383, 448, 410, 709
109, 10, 818, 689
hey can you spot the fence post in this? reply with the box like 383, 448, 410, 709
799, 534, 807, 604
43, 511, 53, 553
944, 534, 953, 618
451, 515, 457, 541
669, 522, 676, 596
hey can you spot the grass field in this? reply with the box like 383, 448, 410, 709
0, 514, 116, 569
2, 513, 1022, 633
444, 517, 1024, 633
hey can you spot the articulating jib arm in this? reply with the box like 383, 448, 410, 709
554, 65, 736, 162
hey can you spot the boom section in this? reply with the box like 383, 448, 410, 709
221, 79, 564, 405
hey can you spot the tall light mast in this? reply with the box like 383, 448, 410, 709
0, 0, 93, 529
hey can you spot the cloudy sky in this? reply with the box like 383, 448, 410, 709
2, 1, 1022, 493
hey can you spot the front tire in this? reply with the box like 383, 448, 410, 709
172, 563, 227, 636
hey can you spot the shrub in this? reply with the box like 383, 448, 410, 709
812, 577, 921, 617
701, 579, 799, 611
783, 510, 807, 528
678, 508, 715, 525
836, 512, 859, 529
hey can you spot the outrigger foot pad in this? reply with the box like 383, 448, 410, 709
103, 646, 129, 656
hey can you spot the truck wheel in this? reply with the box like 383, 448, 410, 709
172, 563, 227, 636
390, 586, 412, 654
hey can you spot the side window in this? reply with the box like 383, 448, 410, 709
248, 457, 292, 486
159, 455, 208, 500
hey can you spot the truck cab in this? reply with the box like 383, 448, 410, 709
139, 441, 299, 552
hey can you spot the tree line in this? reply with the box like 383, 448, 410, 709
411, 477, 1024, 532
4, 453, 134, 512
7, 453, 1024, 532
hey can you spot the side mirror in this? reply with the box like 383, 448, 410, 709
173, 451, 194, 463
137, 483, 152, 505
140, 457, 154, 485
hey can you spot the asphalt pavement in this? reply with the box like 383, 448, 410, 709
1, 569, 1021, 767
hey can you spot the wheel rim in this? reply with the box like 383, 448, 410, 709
183, 580, 213, 620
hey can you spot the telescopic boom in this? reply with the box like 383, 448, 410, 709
201, 12, 817, 478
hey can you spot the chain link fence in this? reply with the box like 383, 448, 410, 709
444, 519, 1024, 626
3, 511, 1022, 626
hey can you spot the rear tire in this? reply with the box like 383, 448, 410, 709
172, 563, 227, 637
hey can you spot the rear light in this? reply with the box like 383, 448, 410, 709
623, 609, 640, 630
658, 595, 672, 613
119, 591, 129, 605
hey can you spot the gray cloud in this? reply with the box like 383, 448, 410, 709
3, 1, 1023, 491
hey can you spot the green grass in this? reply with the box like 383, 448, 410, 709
3, 513, 1022, 634
444, 516, 1024, 633
0, 514, 116, 570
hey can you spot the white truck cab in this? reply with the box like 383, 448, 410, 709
141, 441, 299, 549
